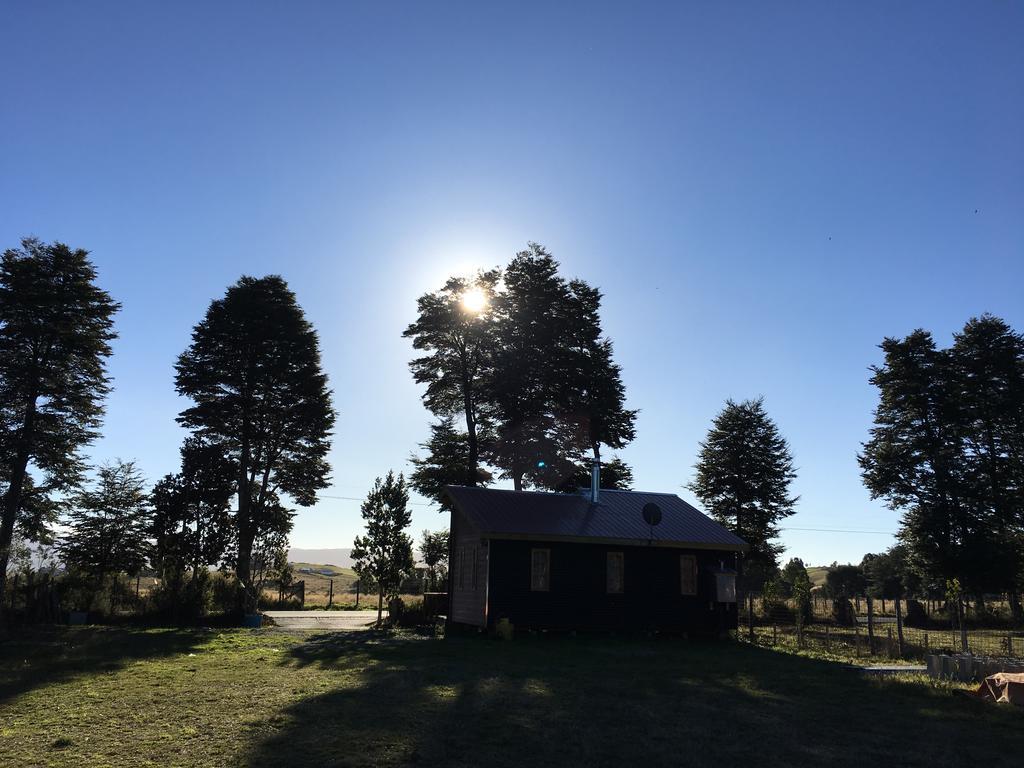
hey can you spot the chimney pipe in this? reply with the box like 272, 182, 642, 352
590, 458, 600, 504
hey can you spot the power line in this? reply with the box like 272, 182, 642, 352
320, 493, 438, 508
780, 526, 896, 535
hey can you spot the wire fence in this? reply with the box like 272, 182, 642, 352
740, 593, 1024, 662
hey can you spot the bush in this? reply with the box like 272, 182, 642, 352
387, 597, 430, 629
210, 573, 241, 615
831, 598, 856, 626
149, 574, 214, 623
904, 599, 929, 628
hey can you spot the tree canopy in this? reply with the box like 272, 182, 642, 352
351, 471, 415, 623
0, 238, 119, 616
689, 397, 797, 573
175, 275, 335, 613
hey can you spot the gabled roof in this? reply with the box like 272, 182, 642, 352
443, 486, 748, 552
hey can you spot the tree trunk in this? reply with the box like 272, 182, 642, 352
0, 400, 37, 626
377, 589, 384, 625
461, 363, 479, 487
512, 473, 523, 492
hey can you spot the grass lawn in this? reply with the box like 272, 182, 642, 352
2, 626, 1023, 768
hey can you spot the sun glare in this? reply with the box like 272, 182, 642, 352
461, 287, 488, 314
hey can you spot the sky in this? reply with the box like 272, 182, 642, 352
2, 2, 1022, 566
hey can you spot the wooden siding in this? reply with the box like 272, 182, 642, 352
449, 507, 488, 627
486, 539, 738, 634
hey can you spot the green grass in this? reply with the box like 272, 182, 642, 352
2, 626, 1023, 768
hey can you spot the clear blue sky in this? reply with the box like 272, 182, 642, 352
2, 2, 1021, 566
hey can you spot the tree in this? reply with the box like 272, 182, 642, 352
555, 455, 635, 493
825, 564, 866, 599
860, 329, 987, 597
557, 279, 637, 468
351, 472, 414, 623
488, 244, 636, 491
150, 438, 235, 613
0, 238, 119, 618
779, 557, 809, 597
409, 418, 491, 511
419, 528, 450, 591
950, 315, 1024, 619
175, 275, 335, 615
60, 460, 151, 611
689, 397, 797, 576
249, 529, 291, 610
404, 270, 501, 486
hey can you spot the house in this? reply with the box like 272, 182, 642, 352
443, 467, 747, 635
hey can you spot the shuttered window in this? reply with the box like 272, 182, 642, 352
530, 548, 550, 592
606, 552, 624, 594
680, 555, 698, 596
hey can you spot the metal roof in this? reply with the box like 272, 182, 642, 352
443, 486, 748, 552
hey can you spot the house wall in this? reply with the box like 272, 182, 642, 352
486, 539, 738, 633
449, 508, 488, 627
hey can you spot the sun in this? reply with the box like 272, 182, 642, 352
461, 287, 488, 314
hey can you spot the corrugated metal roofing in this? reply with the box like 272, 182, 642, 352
443, 486, 748, 551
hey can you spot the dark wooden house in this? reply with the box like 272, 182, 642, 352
444, 476, 747, 634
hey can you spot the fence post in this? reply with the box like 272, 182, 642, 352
855, 625, 861, 658
825, 625, 831, 651
748, 592, 755, 643
959, 596, 969, 653
355, 580, 360, 609
299, 580, 305, 608
328, 579, 334, 608
895, 596, 905, 658
867, 596, 876, 655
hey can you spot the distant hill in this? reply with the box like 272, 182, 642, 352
288, 548, 353, 568
807, 566, 829, 587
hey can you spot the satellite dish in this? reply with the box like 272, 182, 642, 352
642, 502, 662, 526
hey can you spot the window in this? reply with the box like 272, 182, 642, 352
530, 548, 550, 591
606, 552, 624, 594
680, 555, 698, 596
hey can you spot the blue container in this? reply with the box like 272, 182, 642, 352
242, 614, 262, 628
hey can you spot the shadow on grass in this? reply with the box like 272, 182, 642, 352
245, 632, 1024, 768
0, 625, 203, 705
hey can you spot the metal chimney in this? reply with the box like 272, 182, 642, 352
590, 458, 600, 504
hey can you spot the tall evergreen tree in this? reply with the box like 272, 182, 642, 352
175, 275, 335, 615
409, 418, 491, 511
351, 471, 415, 623
61, 460, 151, 609
559, 279, 637, 467
487, 245, 575, 490
556, 455, 635, 493
951, 315, 1024, 617
0, 238, 119, 618
689, 397, 797, 574
859, 330, 981, 591
404, 270, 500, 486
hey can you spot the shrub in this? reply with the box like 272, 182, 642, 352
831, 598, 856, 626
904, 599, 929, 628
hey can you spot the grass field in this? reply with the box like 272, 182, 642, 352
3, 626, 1024, 767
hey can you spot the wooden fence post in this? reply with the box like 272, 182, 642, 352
328, 579, 334, 608
355, 580, 360, 609
867, 596, 876, 655
748, 592, 755, 643
895, 596, 905, 658
299, 580, 305, 608
855, 625, 861, 657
